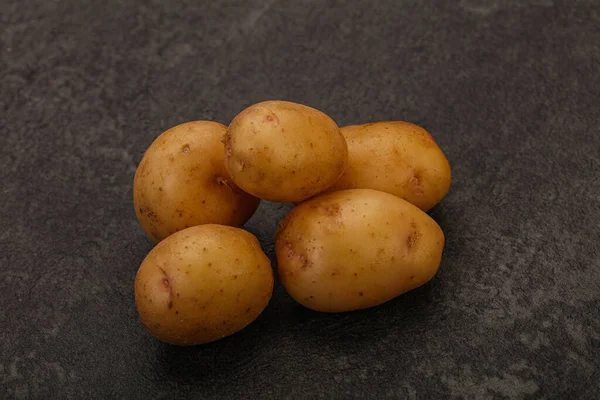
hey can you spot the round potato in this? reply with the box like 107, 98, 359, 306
275, 189, 445, 312
224, 100, 348, 202
134, 121, 260, 242
134, 224, 274, 345
326, 121, 451, 211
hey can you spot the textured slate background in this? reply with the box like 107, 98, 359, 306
1, 0, 599, 399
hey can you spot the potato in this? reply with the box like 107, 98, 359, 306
134, 224, 274, 345
326, 121, 451, 211
224, 100, 348, 202
134, 121, 260, 242
275, 189, 444, 312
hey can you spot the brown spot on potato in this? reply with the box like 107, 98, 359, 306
407, 231, 420, 248
323, 203, 341, 216
285, 241, 310, 269
409, 275, 415, 280
409, 175, 424, 196
169, 155, 175, 162
359, 292, 364, 296
182, 144, 190, 154
265, 115, 274, 121
158, 187, 163, 192
354, 272, 358, 277
147, 211, 158, 222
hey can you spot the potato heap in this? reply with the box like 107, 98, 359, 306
132, 100, 451, 345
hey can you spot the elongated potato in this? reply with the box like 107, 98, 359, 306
135, 224, 274, 345
275, 189, 444, 312
224, 100, 348, 202
327, 121, 451, 211
134, 121, 260, 242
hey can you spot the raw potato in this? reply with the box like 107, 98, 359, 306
134, 224, 274, 345
275, 189, 445, 312
134, 121, 260, 242
224, 100, 348, 202
327, 121, 451, 211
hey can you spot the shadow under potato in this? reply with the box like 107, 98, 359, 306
288, 279, 441, 341
155, 278, 442, 383
155, 317, 272, 383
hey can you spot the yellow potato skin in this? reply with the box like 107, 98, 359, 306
134, 224, 274, 346
133, 121, 260, 242
275, 189, 444, 312
224, 100, 348, 202
327, 121, 451, 211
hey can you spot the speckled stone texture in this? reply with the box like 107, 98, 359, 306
1, 0, 599, 398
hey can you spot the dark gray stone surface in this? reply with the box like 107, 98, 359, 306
1, 0, 599, 398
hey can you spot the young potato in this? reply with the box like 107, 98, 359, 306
224, 100, 348, 202
134, 224, 274, 346
275, 189, 444, 313
326, 121, 451, 211
134, 121, 260, 242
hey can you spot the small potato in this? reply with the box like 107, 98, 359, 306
275, 189, 444, 312
327, 121, 451, 211
134, 121, 260, 242
134, 224, 274, 345
224, 100, 348, 202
